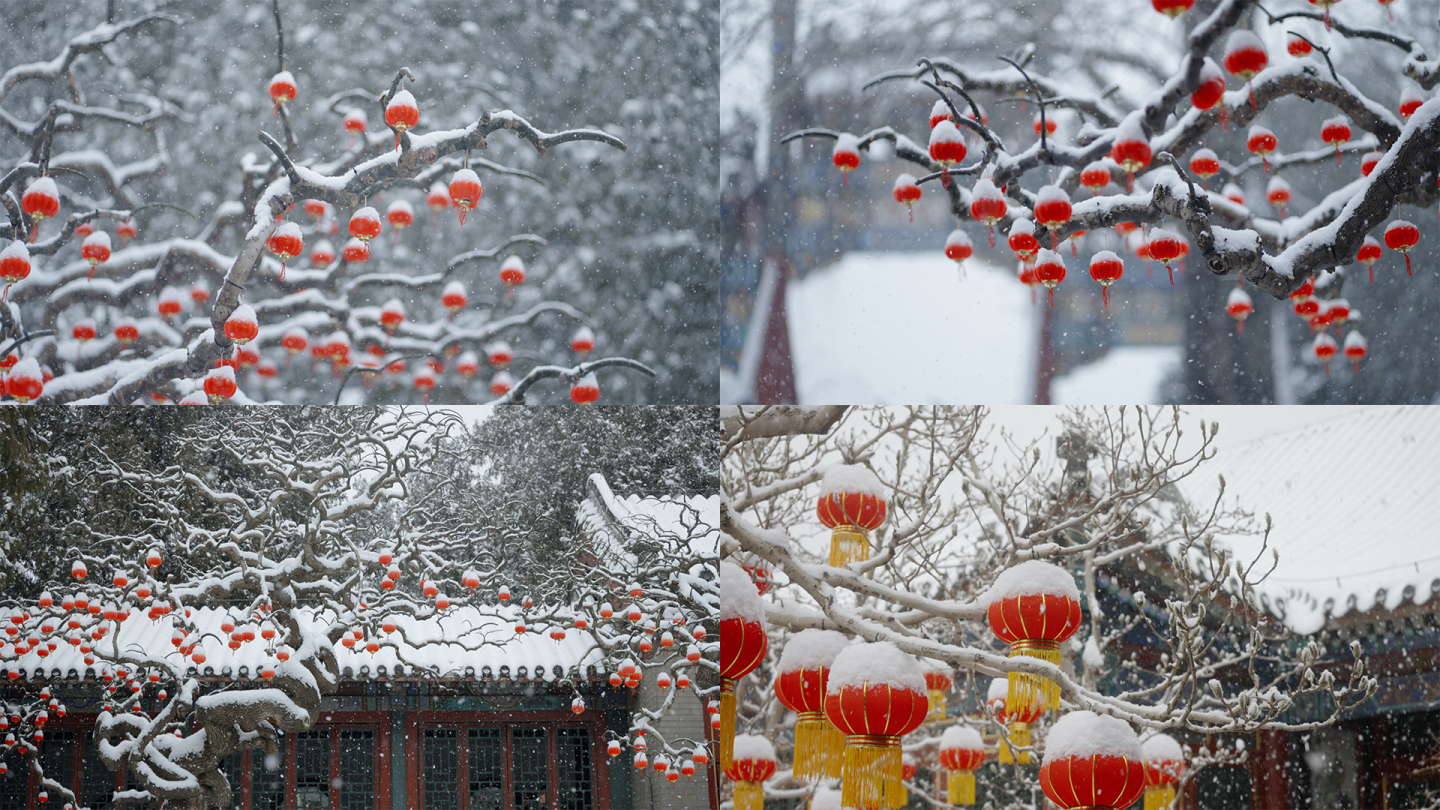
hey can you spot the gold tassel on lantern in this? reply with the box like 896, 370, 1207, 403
794, 711, 845, 780
947, 770, 977, 806
926, 688, 948, 722
1145, 784, 1178, 810
828, 524, 870, 568
720, 679, 737, 770
1007, 639, 1062, 713
840, 736, 906, 810
734, 780, 764, 810
996, 722, 1031, 765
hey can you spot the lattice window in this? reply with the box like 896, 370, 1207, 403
219, 752, 243, 810
251, 749, 287, 810
336, 729, 373, 810
511, 728, 549, 810
0, 765, 25, 810
467, 728, 503, 810
556, 728, 594, 810
39, 729, 76, 797
422, 728, 459, 810
295, 730, 331, 810
81, 731, 114, 809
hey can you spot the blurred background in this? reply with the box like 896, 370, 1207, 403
721, 0, 1440, 405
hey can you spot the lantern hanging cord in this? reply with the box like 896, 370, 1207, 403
272, 0, 285, 74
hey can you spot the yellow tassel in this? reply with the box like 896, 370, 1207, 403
1007, 640, 1062, 713
829, 526, 870, 568
840, 736, 903, 810
734, 780, 764, 810
720, 680, 737, 772
1145, 784, 1178, 810
947, 770, 976, 806
926, 688, 948, 722
794, 712, 845, 780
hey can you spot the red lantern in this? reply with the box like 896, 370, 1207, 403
379, 299, 406, 334
1399, 86, 1425, 121
1344, 330, 1368, 373
1192, 58, 1226, 112
816, 464, 886, 568
986, 560, 1082, 714
1189, 148, 1220, 187
1033, 249, 1067, 307
81, 232, 112, 278
570, 373, 600, 404
1266, 176, 1292, 218
268, 222, 303, 280
1034, 185, 1072, 248
570, 326, 596, 355
22, 177, 61, 230
426, 182, 450, 213
499, 255, 526, 292
1222, 183, 1246, 207
944, 229, 974, 267
1146, 229, 1184, 286
485, 342, 513, 369
342, 237, 370, 264
938, 725, 986, 807
1286, 32, 1313, 57
892, 174, 922, 222
1361, 151, 1382, 177
1152, 0, 1194, 17
1109, 118, 1152, 190
386, 200, 414, 233
0, 242, 32, 293
489, 371, 514, 398
1039, 711, 1145, 810
724, 736, 777, 810
1223, 30, 1268, 82
1313, 331, 1339, 375
1008, 219, 1040, 264
968, 178, 1007, 247
1319, 117, 1351, 166
442, 281, 468, 317
6, 358, 43, 403
773, 629, 848, 780
1080, 161, 1112, 192
1384, 220, 1419, 276
342, 109, 366, 136
72, 320, 97, 343
824, 642, 928, 810
720, 562, 768, 771
987, 676, 1043, 764
1032, 114, 1057, 137
1142, 734, 1186, 810
385, 90, 419, 150
1226, 287, 1254, 334
921, 661, 953, 722
928, 121, 966, 188
201, 366, 236, 403
349, 208, 382, 242
449, 169, 483, 225
114, 219, 135, 244
1089, 250, 1124, 311
832, 134, 861, 185
72, 561, 87, 580
268, 71, 297, 110
1246, 125, 1278, 173
224, 304, 259, 346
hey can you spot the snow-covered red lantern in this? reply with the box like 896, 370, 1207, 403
676, 671, 691, 689
224, 304, 259, 346
462, 569, 480, 589
1399, 86, 1425, 121
693, 744, 711, 766
968, 177, 1007, 247
281, 327, 309, 359
426, 182, 450, 213
988, 676, 1043, 764
1223, 29, 1268, 84
1033, 186, 1072, 248
157, 287, 184, 321
421, 579, 439, 598
75, 221, 94, 239
1313, 331, 1339, 375
268, 221, 303, 280
1266, 176, 1292, 218
72, 561, 87, 580
1039, 711, 1145, 810
489, 371, 514, 397
1286, 31, 1312, 57
680, 760, 696, 779
1032, 114, 1056, 137
1222, 183, 1246, 206
824, 642, 928, 810
1033, 249, 1067, 306
1146, 229, 1184, 285
1189, 148, 1220, 186
255, 359, 278, 380
1109, 117, 1151, 190
310, 239, 335, 267
921, 659, 953, 722
1142, 734, 1186, 810
1246, 125, 1278, 173
892, 174, 922, 221
349, 207, 382, 242
342, 108, 367, 137
655, 671, 671, 689
606, 740, 621, 759
816, 463, 886, 568
1088, 250, 1125, 311
597, 601, 611, 618
442, 281, 467, 318
379, 299, 406, 334
304, 199, 328, 220
1080, 161, 1112, 192
268, 71, 297, 111
386, 200, 414, 233
1320, 117, 1351, 166
944, 229, 973, 267
928, 99, 953, 130
570, 373, 600, 404
448, 166, 485, 224
1384, 220, 1419, 276
1226, 287, 1254, 334
928, 121, 966, 187
720, 561, 767, 771
81, 231, 111, 277
6, 358, 43, 403
549, 626, 566, 642
0, 242, 32, 293
570, 326, 596, 355
938, 725, 986, 807
433, 592, 449, 610
773, 629, 847, 780
22, 177, 60, 233
112, 571, 128, 589
831, 133, 861, 185
1007, 219, 1039, 263
986, 560, 1082, 714
486, 341, 513, 368
276, 645, 292, 662
342, 237, 370, 264
1191, 58, 1226, 112
385, 89, 420, 150
1344, 330, 1368, 373
190, 280, 210, 306
1152, 0, 1195, 17
499, 255, 526, 293
73, 320, 97, 344
1361, 151, 1382, 177
724, 736, 777, 810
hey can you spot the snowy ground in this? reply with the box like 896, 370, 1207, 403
1052, 345, 1182, 404
789, 251, 1036, 403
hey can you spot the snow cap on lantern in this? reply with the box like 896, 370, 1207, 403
719, 560, 768, 771
1039, 711, 1145, 810
6, 357, 43, 404
825, 641, 928, 810
944, 229, 974, 265
773, 629, 849, 780
0, 241, 32, 286
985, 560, 1082, 715
937, 725, 985, 806
816, 464, 886, 568
1142, 733, 1186, 810
832, 133, 861, 184
725, 735, 777, 810
988, 676, 1042, 764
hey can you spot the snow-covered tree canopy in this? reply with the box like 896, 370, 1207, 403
778, 0, 1440, 401
0, 407, 719, 810
0, 0, 717, 405
720, 405, 1376, 806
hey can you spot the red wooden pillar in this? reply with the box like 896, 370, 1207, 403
754, 256, 797, 404
1250, 729, 1289, 810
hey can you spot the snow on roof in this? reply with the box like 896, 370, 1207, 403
940, 724, 984, 751
775, 629, 849, 673
826, 641, 925, 694
819, 464, 884, 498
1042, 710, 1141, 763
720, 561, 766, 624
985, 560, 1080, 603
4, 606, 605, 684
578, 473, 719, 564
1182, 406, 1440, 634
